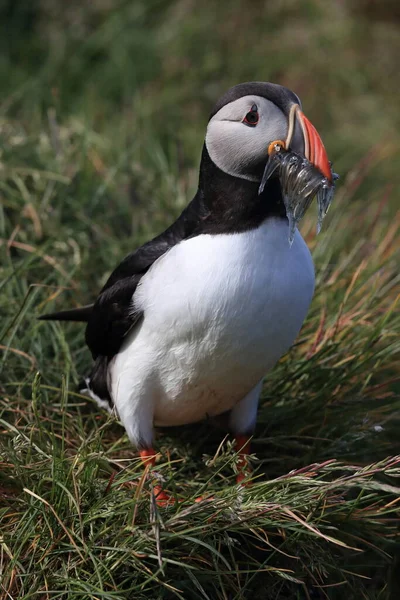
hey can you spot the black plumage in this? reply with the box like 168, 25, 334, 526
209, 81, 300, 119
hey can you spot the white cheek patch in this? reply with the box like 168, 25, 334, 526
205, 95, 288, 181
207, 121, 257, 179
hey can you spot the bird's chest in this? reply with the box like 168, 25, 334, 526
137, 218, 314, 404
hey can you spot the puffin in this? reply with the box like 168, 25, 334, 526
40, 82, 334, 504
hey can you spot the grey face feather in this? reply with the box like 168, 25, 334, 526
205, 95, 289, 182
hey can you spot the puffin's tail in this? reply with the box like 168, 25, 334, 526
38, 304, 93, 323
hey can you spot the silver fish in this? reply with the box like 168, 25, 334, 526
259, 145, 338, 244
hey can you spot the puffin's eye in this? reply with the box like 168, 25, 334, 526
243, 104, 259, 127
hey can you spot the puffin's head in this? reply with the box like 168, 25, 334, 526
205, 82, 331, 185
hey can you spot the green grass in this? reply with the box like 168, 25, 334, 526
1, 1, 400, 598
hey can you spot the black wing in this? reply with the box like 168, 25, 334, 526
40, 192, 209, 361
86, 192, 208, 359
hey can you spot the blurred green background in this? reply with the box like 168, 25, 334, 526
1, 0, 400, 184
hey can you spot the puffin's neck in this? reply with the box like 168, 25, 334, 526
197, 145, 286, 234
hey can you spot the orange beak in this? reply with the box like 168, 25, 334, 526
286, 105, 332, 182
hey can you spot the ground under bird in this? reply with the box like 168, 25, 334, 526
40, 82, 337, 505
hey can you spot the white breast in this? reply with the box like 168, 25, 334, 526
111, 218, 315, 428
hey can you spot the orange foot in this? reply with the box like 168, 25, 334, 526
153, 484, 176, 507
235, 434, 252, 486
141, 449, 214, 506
139, 438, 252, 507
140, 449, 176, 507
154, 484, 213, 506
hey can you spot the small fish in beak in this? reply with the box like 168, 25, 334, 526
259, 103, 339, 245
259, 143, 338, 244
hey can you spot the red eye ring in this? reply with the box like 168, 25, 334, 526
243, 104, 259, 127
